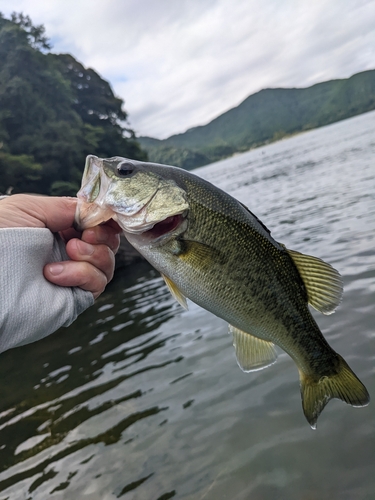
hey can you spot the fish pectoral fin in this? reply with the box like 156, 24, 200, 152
299, 355, 370, 430
287, 248, 343, 315
229, 325, 277, 372
180, 239, 224, 266
161, 273, 188, 310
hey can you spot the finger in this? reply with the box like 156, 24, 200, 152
44, 261, 108, 299
0, 195, 77, 230
65, 238, 116, 282
81, 224, 121, 254
59, 227, 82, 243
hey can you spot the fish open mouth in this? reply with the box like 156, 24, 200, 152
144, 214, 185, 239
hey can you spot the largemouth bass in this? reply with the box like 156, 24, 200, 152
75, 155, 369, 428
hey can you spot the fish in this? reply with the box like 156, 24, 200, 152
75, 155, 370, 428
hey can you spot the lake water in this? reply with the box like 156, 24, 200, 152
0, 111, 374, 499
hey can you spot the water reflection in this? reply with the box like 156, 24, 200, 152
0, 262, 183, 497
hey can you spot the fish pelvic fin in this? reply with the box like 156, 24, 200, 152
299, 355, 370, 430
229, 325, 278, 372
287, 248, 343, 315
161, 273, 188, 310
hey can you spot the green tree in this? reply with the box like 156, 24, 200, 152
49, 53, 147, 160
10, 12, 51, 51
0, 13, 147, 195
0, 152, 42, 194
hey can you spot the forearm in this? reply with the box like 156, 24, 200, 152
0, 228, 94, 352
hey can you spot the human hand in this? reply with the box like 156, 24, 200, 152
0, 194, 121, 299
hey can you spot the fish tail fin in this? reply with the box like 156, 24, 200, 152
299, 355, 370, 429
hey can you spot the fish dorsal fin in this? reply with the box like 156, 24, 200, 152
161, 273, 188, 310
239, 202, 272, 235
287, 249, 343, 315
229, 325, 277, 372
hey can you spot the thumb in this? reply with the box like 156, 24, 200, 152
0, 195, 78, 231
35, 196, 78, 232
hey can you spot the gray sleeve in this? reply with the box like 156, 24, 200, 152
0, 228, 94, 353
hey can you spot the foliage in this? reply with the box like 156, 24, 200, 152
9, 12, 51, 51
50, 180, 79, 197
145, 145, 210, 170
139, 69, 375, 168
0, 13, 147, 195
0, 152, 42, 194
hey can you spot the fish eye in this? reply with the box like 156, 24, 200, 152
117, 162, 135, 176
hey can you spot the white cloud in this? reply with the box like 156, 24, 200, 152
2, 0, 375, 138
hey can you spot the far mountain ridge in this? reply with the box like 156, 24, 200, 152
138, 69, 375, 169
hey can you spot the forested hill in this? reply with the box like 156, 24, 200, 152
0, 13, 146, 196
139, 69, 375, 169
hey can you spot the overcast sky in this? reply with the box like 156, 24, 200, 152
1, 0, 375, 138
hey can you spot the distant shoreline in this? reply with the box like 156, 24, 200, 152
139, 69, 375, 170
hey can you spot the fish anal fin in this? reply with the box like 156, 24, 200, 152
161, 273, 188, 310
299, 355, 370, 429
287, 248, 343, 315
229, 325, 277, 372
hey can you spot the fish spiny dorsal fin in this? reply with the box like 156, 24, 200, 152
229, 325, 277, 372
287, 249, 343, 315
161, 273, 188, 310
